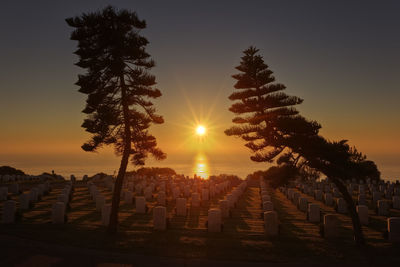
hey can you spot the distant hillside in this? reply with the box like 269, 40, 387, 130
0, 166, 25, 176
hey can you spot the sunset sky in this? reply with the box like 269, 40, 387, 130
0, 1, 399, 179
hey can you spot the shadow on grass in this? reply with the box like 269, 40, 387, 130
68, 210, 100, 224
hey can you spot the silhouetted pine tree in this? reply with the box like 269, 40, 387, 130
226, 46, 381, 246
225, 46, 308, 163
66, 6, 165, 233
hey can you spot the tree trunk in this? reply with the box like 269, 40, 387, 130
107, 77, 131, 234
331, 177, 365, 246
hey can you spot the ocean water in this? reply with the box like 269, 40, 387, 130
1, 152, 398, 182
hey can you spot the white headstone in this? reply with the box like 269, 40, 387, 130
336, 198, 347, 214
308, 203, 320, 222
29, 189, 38, 202
124, 191, 133, 204
19, 193, 30, 210
208, 208, 222, 232
172, 187, 180, 199
184, 185, 191, 198
219, 199, 229, 218
52, 202, 65, 224
324, 193, 333, 206
2, 200, 16, 223
393, 196, 400, 210
176, 198, 187, 216
298, 197, 308, 212
226, 194, 234, 208
387, 217, 400, 242
202, 188, 209, 201
135, 196, 146, 213
377, 200, 390, 216
57, 194, 68, 211
372, 191, 381, 207
191, 192, 200, 207
91, 186, 98, 200
101, 204, 111, 226
36, 185, 44, 198
356, 205, 369, 225
96, 195, 105, 212
153, 206, 167, 230
209, 185, 216, 199
263, 211, 278, 236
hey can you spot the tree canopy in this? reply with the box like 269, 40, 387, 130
66, 6, 165, 233
66, 6, 165, 165
225, 46, 320, 164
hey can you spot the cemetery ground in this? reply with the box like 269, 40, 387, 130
1, 180, 399, 266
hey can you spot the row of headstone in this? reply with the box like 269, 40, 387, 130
0, 183, 21, 200
88, 178, 113, 226
1, 183, 23, 201
279, 185, 340, 238
52, 183, 72, 224
293, 181, 400, 242
207, 180, 248, 232
176, 180, 247, 232
300, 178, 400, 217
284, 186, 322, 223
387, 217, 400, 242
121, 174, 231, 201
260, 180, 278, 236
171, 178, 243, 227
92, 176, 248, 233
297, 181, 367, 224
19, 182, 51, 211
1, 182, 52, 223
298, 178, 400, 201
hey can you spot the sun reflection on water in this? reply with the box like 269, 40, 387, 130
194, 153, 208, 179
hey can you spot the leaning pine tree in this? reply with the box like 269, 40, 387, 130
226, 46, 380, 246
66, 6, 166, 233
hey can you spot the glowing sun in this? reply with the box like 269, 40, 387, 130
196, 125, 206, 136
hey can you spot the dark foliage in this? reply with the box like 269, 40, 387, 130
0, 166, 25, 176
66, 6, 165, 164
225, 46, 318, 163
88, 172, 109, 180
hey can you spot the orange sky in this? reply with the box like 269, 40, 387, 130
1, 86, 399, 180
